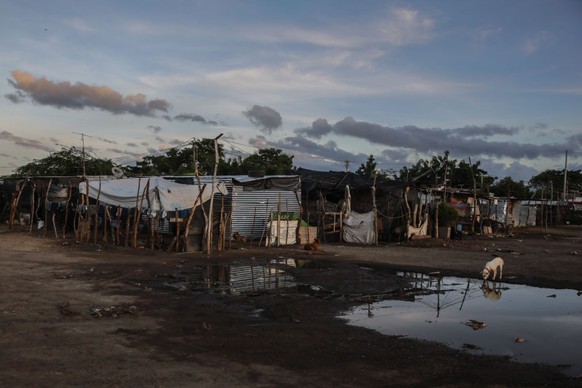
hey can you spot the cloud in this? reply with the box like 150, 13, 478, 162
242, 105, 283, 134
173, 113, 218, 125
297, 117, 575, 161
6, 71, 171, 117
0, 130, 53, 152
248, 135, 268, 149
244, 6, 435, 48
149, 125, 163, 133
296, 118, 333, 140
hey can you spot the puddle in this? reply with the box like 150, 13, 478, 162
161, 257, 298, 295
340, 272, 582, 376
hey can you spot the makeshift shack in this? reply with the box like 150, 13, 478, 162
297, 168, 410, 244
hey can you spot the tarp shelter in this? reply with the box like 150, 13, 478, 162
297, 168, 410, 243
79, 177, 227, 211
342, 185, 377, 244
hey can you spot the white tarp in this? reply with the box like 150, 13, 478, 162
79, 177, 227, 211
343, 210, 376, 244
341, 184, 376, 244
407, 219, 428, 239
266, 220, 299, 246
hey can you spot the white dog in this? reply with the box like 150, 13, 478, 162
482, 257, 504, 280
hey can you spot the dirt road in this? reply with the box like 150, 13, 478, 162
1, 226, 581, 387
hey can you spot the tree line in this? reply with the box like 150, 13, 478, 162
10, 140, 582, 200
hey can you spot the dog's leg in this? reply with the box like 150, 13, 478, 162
499, 265, 503, 280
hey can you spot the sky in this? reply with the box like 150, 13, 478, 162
1, 0, 581, 183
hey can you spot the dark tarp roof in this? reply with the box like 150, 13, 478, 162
297, 168, 371, 193
297, 168, 408, 195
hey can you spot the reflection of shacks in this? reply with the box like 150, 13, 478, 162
297, 168, 410, 243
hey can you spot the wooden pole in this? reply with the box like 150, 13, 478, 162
206, 133, 223, 253
29, 182, 36, 234
131, 178, 142, 248
183, 186, 206, 252
62, 181, 73, 239
175, 207, 181, 252
43, 179, 52, 237
116, 206, 121, 245
93, 177, 102, 243
9, 183, 24, 230
133, 178, 149, 248
103, 206, 110, 244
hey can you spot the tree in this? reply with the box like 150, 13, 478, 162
12, 146, 113, 176
399, 151, 456, 186
489, 177, 531, 199
129, 139, 225, 176
355, 154, 395, 182
451, 160, 493, 192
356, 155, 378, 179
529, 169, 582, 197
234, 148, 295, 175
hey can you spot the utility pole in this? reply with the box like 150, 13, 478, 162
73, 132, 92, 177
344, 160, 350, 172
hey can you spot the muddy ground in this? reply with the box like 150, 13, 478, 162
1, 225, 581, 387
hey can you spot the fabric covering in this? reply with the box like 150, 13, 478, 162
343, 210, 376, 244
79, 177, 227, 211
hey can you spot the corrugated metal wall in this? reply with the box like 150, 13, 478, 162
231, 186, 301, 239
166, 176, 301, 240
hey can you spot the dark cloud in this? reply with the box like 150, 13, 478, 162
450, 124, 519, 137
174, 113, 205, 122
242, 105, 282, 134
126, 142, 138, 148
173, 113, 218, 126
296, 118, 333, 139
95, 136, 117, 144
149, 125, 162, 134
273, 135, 368, 168
155, 136, 165, 143
107, 148, 143, 158
297, 117, 574, 161
0, 130, 53, 151
6, 70, 170, 117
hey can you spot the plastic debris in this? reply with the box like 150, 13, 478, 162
464, 319, 487, 330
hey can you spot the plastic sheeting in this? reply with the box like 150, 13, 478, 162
79, 177, 227, 211
343, 210, 376, 244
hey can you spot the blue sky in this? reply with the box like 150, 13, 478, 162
1, 0, 581, 182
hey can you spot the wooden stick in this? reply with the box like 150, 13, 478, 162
116, 206, 121, 245
93, 177, 102, 243
29, 182, 36, 234
44, 179, 52, 237
62, 181, 72, 239
52, 213, 58, 239
183, 186, 206, 252
175, 207, 181, 252
103, 206, 110, 244
131, 178, 143, 248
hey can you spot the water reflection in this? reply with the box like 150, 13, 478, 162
340, 272, 582, 376
162, 258, 297, 295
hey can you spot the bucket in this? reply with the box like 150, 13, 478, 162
37, 220, 45, 229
